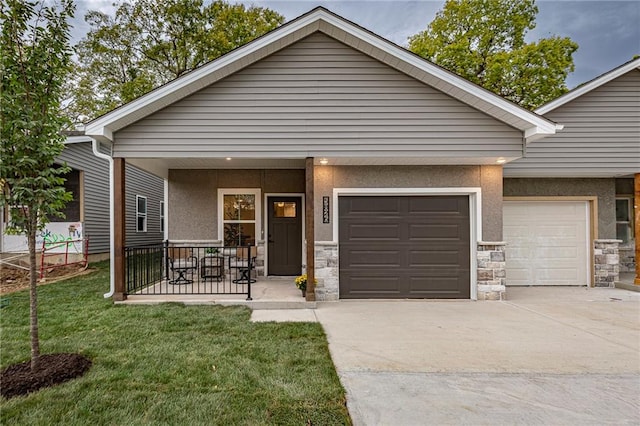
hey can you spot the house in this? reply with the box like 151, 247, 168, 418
0, 132, 165, 261
82, 7, 569, 301
503, 58, 640, 288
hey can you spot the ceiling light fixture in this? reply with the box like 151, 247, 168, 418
496, 157, 506, 164
226, 157, 232, 161
319, 158, 329, 165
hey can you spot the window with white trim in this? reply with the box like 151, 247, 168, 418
160, 201, 165, 233
136, 195, 147, 232
218, 189, 260, 247
616, 197, 633, 244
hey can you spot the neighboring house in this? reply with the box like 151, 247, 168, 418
504, 58, 640, 288
0, 133, 165, 260
84, 7, 564, 301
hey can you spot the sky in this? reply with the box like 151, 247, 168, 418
70, 0, 640, 89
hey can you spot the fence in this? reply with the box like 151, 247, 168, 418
125, 242, 255, 300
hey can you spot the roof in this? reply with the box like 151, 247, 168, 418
536, 58, 640, 114
85, 7, 559, 144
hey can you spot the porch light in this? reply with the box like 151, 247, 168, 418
226, 157, 232, 161
496, 158, 506, 164
319, 158, 329, 165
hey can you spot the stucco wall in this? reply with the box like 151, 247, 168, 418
503, 178, 616, 239
314, 165, 504, 242
168, 169, 304, 240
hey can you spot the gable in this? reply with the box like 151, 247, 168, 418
505, 68, 640, 177
114, 33, 523, 165
86, 8, 558, 146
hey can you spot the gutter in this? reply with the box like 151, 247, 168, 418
91, 139, 115, 298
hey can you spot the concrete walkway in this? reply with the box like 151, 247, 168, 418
252, 287, 640, 425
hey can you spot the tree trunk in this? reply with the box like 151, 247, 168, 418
28, 225, 40, 371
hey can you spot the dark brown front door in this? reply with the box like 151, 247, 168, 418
339, 195, 470, 299
268, 196, 302, 276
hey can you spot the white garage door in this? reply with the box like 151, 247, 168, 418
503, 201, 589, 286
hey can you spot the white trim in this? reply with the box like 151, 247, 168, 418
263, 193, 305, 276
163, 180, 168, 240
64, 135, 92, 145
332, 187, 482, 300
217, 188, 261, 246
85, 8, 557, 143
536, 58, 640, 114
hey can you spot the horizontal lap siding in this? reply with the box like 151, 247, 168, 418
505, 69, 640, 177
125, 164, 164, 247
57, 143, 110, 254
115, 33, 521, 158
58, 143, 165, 253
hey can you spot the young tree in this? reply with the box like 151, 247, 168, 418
0, 0, 74, 370
408, 0, 578, 109
65, 0, 284, 122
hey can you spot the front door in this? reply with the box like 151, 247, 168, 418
268, 196, 302, 275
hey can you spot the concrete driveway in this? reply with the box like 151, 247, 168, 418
314, 287, 640, 425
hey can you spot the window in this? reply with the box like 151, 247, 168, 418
616, 197, 633, 244
52, 168, 81, 222
218, 189, 260, 247
273, 201, 297, 218
136, 195, 147, 232
160, 201, 165, 233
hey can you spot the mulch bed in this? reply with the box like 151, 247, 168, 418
1, 353, 92, 399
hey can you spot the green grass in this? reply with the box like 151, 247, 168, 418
0, 262, 351, 425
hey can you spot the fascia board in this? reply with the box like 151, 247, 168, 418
536, 59, 640, 114
64, 135, 92, 144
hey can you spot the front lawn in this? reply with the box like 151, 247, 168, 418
0, 262, 351, 425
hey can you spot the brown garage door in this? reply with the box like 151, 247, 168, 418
339, 195, 470, 299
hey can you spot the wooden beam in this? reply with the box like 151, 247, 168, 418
634, 173, 640, 285
114, 158, 127, 300
305, 157, 315, 301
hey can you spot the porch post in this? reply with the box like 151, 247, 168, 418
114, 157, 127, 300
634, 173, 640, 285
305, 157, 316, 301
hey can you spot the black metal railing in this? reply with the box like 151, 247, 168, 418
124, 242, 255, 300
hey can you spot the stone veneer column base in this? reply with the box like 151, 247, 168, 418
314, 242, 339, 301
594, 239, 621, 287
477, 242, 506, 301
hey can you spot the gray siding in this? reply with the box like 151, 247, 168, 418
505, 69, 640, 177
57, 143, 110, 254
126, 163, 165, 247
115, 33, 522, 159
57, 143, 164, 253
503, 178, 616, 239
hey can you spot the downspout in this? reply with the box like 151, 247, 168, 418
91, 139, 115, 298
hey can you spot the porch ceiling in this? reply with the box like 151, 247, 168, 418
127, 155, 518, 177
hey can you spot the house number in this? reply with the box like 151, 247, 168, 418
323, 197, 330, 223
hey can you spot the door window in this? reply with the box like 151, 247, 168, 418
273, 201, 297, 218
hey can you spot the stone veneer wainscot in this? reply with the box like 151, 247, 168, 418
594, 239, 621, 287
477, 241, 506, 300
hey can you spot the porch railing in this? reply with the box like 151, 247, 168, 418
125, 242, 255, 300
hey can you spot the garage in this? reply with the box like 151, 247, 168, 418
338, 195, 470, 299
503, 200, 590, 286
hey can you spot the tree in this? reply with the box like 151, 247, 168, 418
65, 0, 284, 122
1, 0, 74, 370
408, 0, 578, 110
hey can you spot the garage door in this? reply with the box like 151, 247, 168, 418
339, 195, 470, 299
503, 201, 589, 286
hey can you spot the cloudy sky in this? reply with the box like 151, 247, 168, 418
71, 0, 639, 89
